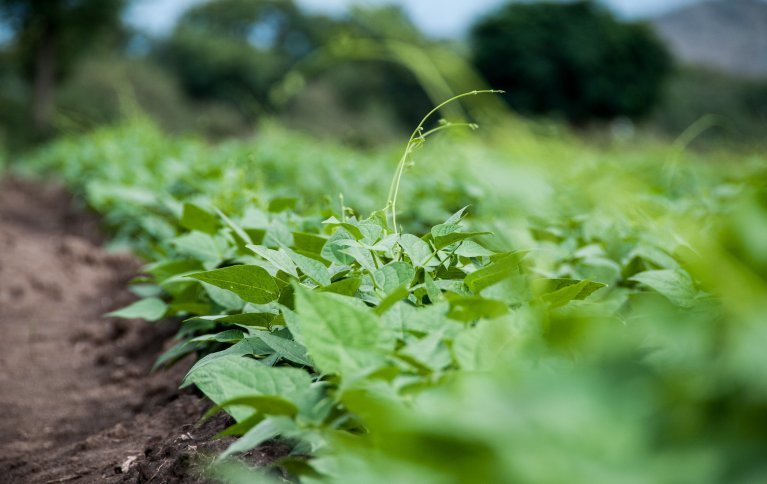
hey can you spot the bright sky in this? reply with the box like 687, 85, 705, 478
125, 0, 719, 38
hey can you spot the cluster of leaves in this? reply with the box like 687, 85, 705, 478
112, 196, 620, 475
17, 118, 478, 254
14, 102, 767, 482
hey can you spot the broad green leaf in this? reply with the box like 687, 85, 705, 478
183, 337, 273, 375
399, 233, 433, 267
106, 297, 167, 321
153, 339, 207, 370
535, 279, 607, 308
373, 261, 415, 294
219, 417, 293, 460
189, 265, 279, 304
294, 285, 392, 375
375, 285, 410, 315
340, 243, 378, 274
444, 206, 469, 224
446, 294, 508, 322
264, 221, 294, 248
256, 331, 312, 366
293, 231, 327, 255
356, 220, 384, 245
317, 277, 362, 296
323, 217, 364, 239
454, 240, 496, 258
465, 251, 527, 294
283, 247, 332, 286
268, 197, 297, 213
629, 269, 696, 307
190, 329, 245, 344
247, 245, 299, 278
144, 259, 204, 283
215, 208, 254, 246
205, 395, 298, 420
430, 223, 490, 250
180, 203, 219, 234
186, 313, 275, 328
203, 282, 245, 311
171, 231, 229, 267
321, 229, 356, 265
400, 330, 451, 372
129, 284, 163, 298
184, 354, 312, 422
452, 317, 517, 370
423, 271, 442, 303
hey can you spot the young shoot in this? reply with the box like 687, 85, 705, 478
385, 90, 503, 232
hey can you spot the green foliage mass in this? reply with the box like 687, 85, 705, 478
471, 1, 672, 122
15, 97, 767, 482
160, 0, 327, 117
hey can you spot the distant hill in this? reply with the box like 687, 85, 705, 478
651, 0, 767, 78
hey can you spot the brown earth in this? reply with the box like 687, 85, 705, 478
0, 178, 281, 483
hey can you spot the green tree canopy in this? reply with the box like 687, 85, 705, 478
0, 0, 125, 133
159, 0, 336, 118
470, 0, 672, 122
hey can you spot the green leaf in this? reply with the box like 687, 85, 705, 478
144, 259, 204, 283
373, 262, 415, 294
106, 297, 167, 321
283, 247, 332, 286
180, 203, 219, 234
629, 270, 696, 307
321, 229, 356, 265
268, 197, 298, 213
375, 285, 410, 315
256, 331, 313, 366
202, 282, 245, 311
535, 279, 607, 308
465, 251, 527, 293
446, 294, 508, 322
219, 417, 295, 460
454, 240, 496, 258
323, 217, 364, 240
293, 232, 327, 255
294, 285, 392, 375
184, 354, 312, 422
153, 339, 207, 370
399, 233, 433, 267
430, 223, 490, 250
190, 329, 245, 344
189, 265, 279, 304
423, 271, 442, 303
205, 395, 298, 420
171, 231, 229, 267
400, 330, 451, 372
317, 277, 362, 297
186, 313, 275, 328
340, 243, 377, 273
215, 208, 254, 246
247, 245, 299, 277
444, 206, 469, 224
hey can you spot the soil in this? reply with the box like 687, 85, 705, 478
0, 178, 282, 483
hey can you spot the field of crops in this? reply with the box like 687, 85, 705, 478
8, 94, 767, 482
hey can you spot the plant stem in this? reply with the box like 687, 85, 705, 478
385, 90, 502, 232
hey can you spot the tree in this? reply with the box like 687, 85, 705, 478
470, 1, 672, 123
0, 0, 125, 134
159, 0, 334, 119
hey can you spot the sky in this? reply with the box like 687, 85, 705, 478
126, 0, 715, 38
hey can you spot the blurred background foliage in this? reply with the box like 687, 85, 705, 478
471, 1, 672, 122
0, 0, 764, 152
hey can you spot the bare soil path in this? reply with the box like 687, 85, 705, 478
0, 178, 244, 483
